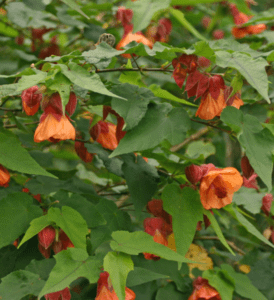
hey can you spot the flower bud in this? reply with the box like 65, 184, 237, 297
38, 226, 56, 249
241, 155, 254, 179
21, 86, 42, 116
261, 193, 274, 216
38, 243, 51, 259
65, 92, 77, 116
185, 164, 203, 184
52, 240, 64, 254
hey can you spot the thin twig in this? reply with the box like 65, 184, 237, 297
194, 236, 246, 255
190, 118, 232, 134
0, 107, 22, 112
162, 62, 172, 70
75, 138, 90, 143
96, 67, 173, 73
170, 127, 209, 152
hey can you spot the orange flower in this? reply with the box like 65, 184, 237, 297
116, 31, 153, 59
90, 120, 118, 150
75, 139, 94, 163
34, 113, 76, 143
188, 277, 221, 300
199, 167, 243, 210
0, 165, 10, 187
195, 90, 226, 120
21, 86, 42, 116
96, 271, 135, 300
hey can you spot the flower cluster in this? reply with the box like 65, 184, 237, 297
95, 271, 135, 300
143, 199, 173, 260
172, 54, 244, 120
38, 227, 74, 259
185, 163, 243, 210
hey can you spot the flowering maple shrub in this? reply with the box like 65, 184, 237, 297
0, 0, 274, 299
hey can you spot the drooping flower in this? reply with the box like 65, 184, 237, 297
146, 18, 172, 43
38, 226, 56, 249
90, 120, 118, 150
242, 173, 259, 190
146, 199, 172, 229
224, 86, 244, 110
44, 287, 71, 300
58, 229, 74, 250
199, 167, 243, 209
116, 31, 154, 59
185, 164, 217, 185
38, 36, 60, 59
0, 165, 10, 187
95, 271, 136, 300
261, 194, 274, 216
188, 276, 221, 300
116, 6, 133, 35
212, 29, 224, 40
75, 133, 94, 163
21, 86, 42, 116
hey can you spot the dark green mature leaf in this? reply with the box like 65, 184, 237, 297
110, 103, 191, 157
0, 270, 45, 300
104, 252, 134, 300
204, 210, 235, 255
121, 154, 159, 215
61, 0, 90, 19
203, 268, 235, 300
48, 206, 89, 250
0, 83, 20, 98
127, 267, 169, 287
224, 205, 274, 248
127, 0, 171, 33
215, 51, 270, 102
85, 143, 124, 177
156, 282, 186, 300
111, 83, 155, 130
53, 191, 106, 228
221, 107, 274, 191
25, 259, 56, 281
119, 59, 147, 88
233, 187, 265, 214
110, 231, 195, 263
149, 84, 198, 107
61, 62, 126, 99
38, 249, 102, 299
0, 192, 42, 249
162, 184, 203, 256
221, 264, 267, 300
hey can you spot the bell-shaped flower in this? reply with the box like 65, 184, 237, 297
44, 287, 71, 300
188, 276, 221, 300
0, 164, 10, 187
21, 86, 42, 116
261, 193, 274, 216
199, 167, 243, 209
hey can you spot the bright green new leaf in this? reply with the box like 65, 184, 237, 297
119, 59, 147, 87
16, 72, 47, 92
110, 103, 191, 157
104, 252, 134, 300
0, 270, 45, 300
38, 248, 102, 299
111, 83, 155, 130
0, 192, 42, 249
149, 84, 197, 107
110, 231, 195, 264
127, 0, 171, 33
186, 141, 216, 159
47, 206, 89, 250
162, 184, 203, 256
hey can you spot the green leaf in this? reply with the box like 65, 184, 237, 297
52, 191, 106, 228
186, 141, 216, 159
38, 248, 102, 299
221, 264, 267, 300
119, 59, 147, 88
0, 130, 56, 178
0, 83, 20, 98
127, 267, 169, 287
110, 103, 191, 157
204, 209, 235, 255
156, 282, 186, 300
243, 8, 274, 26
110, 231, 195, 264
111, 83, 153, 130
215, 51, 270, 102
16, 71, 47, 92
0, 270, 45, 300
121, 154, 159, 215
127, 0, 171, 33
221, 107, 274, 191
203, 268, 235, 300
233, 187, 265, 214
224, 205, 274, 248
104, 252, 134, 300
47, 206, 89, 250
149, 84, 197, 107
162, 184, 203, 256
0, 22, 18, 37
169, 8, 207, 41
61, 62, 126, 100
171, 0, 223, 3
47, 72, 71, 112
18, 215, 50, 249
0, 192, 42, 249
25, 259, 56, 281
61, 0, 90, 19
